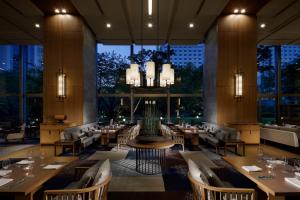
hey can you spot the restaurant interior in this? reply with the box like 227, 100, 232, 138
0, 0, 300, 199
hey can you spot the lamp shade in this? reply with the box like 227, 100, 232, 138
170, 68, 175, 85
234, 73, 243, 97
160, 72, 167, 87
126, 68, 132, 84
146, 61, 155, 79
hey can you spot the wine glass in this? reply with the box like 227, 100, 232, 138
281, 156, 288, 173
257, 146, 264, 163
27, 149, 33, 160
266, 159, 276, 178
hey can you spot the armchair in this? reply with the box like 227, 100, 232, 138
5, 123, 25, 143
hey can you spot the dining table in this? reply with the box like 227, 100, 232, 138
224, 156, 300, 200
0, 156, 78, 200
174, 125, 204, 145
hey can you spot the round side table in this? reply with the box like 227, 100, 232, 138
127, 137, 174, 175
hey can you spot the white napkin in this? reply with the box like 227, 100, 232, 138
285, 177, 300, 188
0, 178, 13, 187
16, 160, 35, 165
0, 170, 12, 176
242, 165, 262, 172
43, 164, 63, 169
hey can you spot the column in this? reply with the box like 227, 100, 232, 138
43, 15, 97, 125
204, 15, 257, 124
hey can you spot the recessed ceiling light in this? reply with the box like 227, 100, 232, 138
35, 23, 40, 28
260, 23, 266, 28
147, 23, 153, 28
234, 9, 239, 14
240, 9, 246, 14
61, 9, 67, 14
54, 8, 60, 14
189, 23, 194, 28
106, 23, 111, 28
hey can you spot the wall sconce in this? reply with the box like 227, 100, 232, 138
57, 70, 66, 100
234, 73, 243, 99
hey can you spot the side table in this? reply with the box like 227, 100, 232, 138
54, 139, 81, 156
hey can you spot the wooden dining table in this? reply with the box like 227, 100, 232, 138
224, 156, 300, 200
0, 156, 78, 200
174, 125, 204, 145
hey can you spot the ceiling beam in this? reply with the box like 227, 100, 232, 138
120, 0, 134, 43
165, 0, 180, 43
258, 11, 300, 43
94, 0, 105, 16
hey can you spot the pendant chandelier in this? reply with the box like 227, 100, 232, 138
126, 0, 174, 88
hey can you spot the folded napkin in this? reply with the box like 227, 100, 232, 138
242, 165, 262, 172
0, 170, 12, 176
285, 177, 300, 188
16, 160, 35, 165
0, 178, 13, 187
43, 164, 63, 170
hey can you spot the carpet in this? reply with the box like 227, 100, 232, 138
87, 151, 128, 161
180, 150, 219, 169
0, 144, 35, 157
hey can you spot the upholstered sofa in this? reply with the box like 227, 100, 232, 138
187, 159, 255, 200
199, 122, 240, 153
260, 124, 299, 148
63, 122, 102, 149
44, 159, 111, 200
5, 123, 26, 143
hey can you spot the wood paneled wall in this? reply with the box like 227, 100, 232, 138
204, 15, 257, 124
43, 15, 96, 124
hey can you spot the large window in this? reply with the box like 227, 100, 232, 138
257, 45, 300, 124
97, 44, 204, 123
0, 45, 43, 127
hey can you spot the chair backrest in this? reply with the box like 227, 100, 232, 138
188, 173, 255, 200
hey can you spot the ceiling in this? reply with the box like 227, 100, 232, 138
0, 0, 299, 45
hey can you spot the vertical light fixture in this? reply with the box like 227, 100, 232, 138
146, 61, 155, 86
148, 0, 152, 16
57, 70, 66, 100
234, 73, 243, 98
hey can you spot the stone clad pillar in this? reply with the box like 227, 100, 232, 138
43, 15, 97, 124
204, 15, 257, 125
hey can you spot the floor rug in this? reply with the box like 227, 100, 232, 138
87, 151, 128, 161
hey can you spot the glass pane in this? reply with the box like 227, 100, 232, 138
257, 46, 276, 93
26, 97, 43, 125
281, 96, 300, 125
0, 96, 19, 127
98, 97, 130, 123
258, 98, 276, 124
0, 45, 20, 94
281, 45, 300, 94
171, 97, 203, 125
25, 45, 44, 93
97, 44, 130, 93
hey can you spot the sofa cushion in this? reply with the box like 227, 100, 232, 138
82, 161, 103, 180
188, 159, 209, 185
64, 132, 72, 140
93, 159, 111, 186
81, 137, 93, 148
71, 131, 81, 140
198, 162, 225, 187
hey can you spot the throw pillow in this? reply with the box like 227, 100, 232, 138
93, 159, 111, 186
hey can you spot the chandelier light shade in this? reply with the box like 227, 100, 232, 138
146, 61, 155, 87
234, 73, 243, 98
57, 70, 66, 100
126, 68, 132, 84
126, 64, 140, 87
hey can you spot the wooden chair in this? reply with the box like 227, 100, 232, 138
172, 134, 184, 152
188, 173, 255, 200
44, 175, 112, 200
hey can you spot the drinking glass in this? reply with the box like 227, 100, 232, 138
40, 150, 46, 166
2, 159, 11, 170
266, 159, 276, 178
281, 156, 288, 173
294, 160, 300, 172
27, 149, 33, 160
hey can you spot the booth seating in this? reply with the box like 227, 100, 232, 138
63, 122, 102, 149
160, 124, 184, 151
199, 123, 240, 153
44, 159, 111, 200
187, 159, 255, 200
5, 123, 26, 143
117, 124, 140, 151
260, 126, 299, 148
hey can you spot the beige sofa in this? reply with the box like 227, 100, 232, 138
260, 127, 299, 148
5, 123, 25, 143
